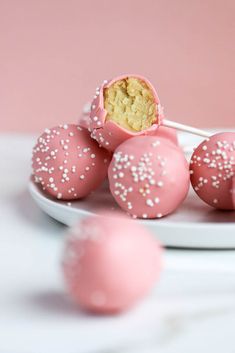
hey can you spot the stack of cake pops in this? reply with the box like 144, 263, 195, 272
32, 74, 235, 215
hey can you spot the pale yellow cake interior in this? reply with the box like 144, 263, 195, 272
104, 77, 157, 132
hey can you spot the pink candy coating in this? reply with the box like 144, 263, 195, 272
190, 132, 235, 210
62, 212, 162, 314
108, 136, 190, 219
88, 74, 165, 152
32, 124, 111, 200
79, 111, 178, 146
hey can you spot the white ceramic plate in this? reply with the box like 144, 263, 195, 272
29, 180, 235, 249
28, 129, 235, 249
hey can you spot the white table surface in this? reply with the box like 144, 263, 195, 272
1, 133, 235, 353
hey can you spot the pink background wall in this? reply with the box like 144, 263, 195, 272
1, 0, 235, 132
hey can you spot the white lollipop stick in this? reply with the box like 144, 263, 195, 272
163, 119, 211, 138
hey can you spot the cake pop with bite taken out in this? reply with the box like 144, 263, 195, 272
79, 101, 178, 146
88, 74, 209, 152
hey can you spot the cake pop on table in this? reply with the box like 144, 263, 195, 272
62, 212, 162, 314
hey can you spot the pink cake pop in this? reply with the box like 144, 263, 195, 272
32, 124, 111, 200
62, 212, 162, 314
190, 132, 235, 210
88, 74, 209, 152
88, 74, 164, 151
80, 102, 178, 146
108, 136, 190, 219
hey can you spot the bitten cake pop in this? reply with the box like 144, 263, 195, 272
62, 212, 162, 314
32, 124, 111, 200
190, 132, 235, 210
108, 136, 190, 219
80, 105, 178, 146
88, 74, 163, 151
88, 74, 209, 152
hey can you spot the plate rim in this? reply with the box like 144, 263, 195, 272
29, 180, 235, 230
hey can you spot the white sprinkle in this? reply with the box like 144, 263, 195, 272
154, 197, 160, 204
203, 158, 210, 164
146, 199, 154, 207
152, 141, 160, 147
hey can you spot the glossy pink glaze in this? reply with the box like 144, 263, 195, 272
88, 75, 165, 151
108, 136, 190, 219
62, 212, 162, 314
32, 124, 111, 200
190, 132, 235, 210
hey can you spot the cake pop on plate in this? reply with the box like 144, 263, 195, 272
32, 124, 111, 200
88, 74, 209, 152
108, 135, 190, 219
190, 132, 235, 210
80, 101, 179, 146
